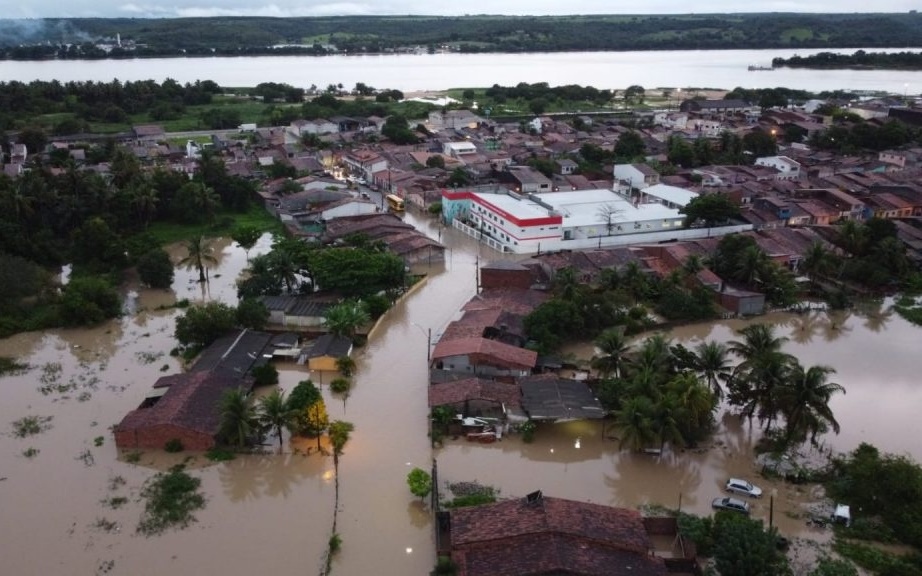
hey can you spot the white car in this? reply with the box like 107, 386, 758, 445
726, 478, 763, 498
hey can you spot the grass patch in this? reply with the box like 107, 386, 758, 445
92, 517, 120, 533
142, 204, 280, 246
205, 447, 236, 462
11, 415, 53, 438
328, 532, 342, 554
124, 450, 143, 464
894, 297, 922, 326
0, 357, 29, 376
834, 539, 922, 575
94, 436, 105, 447
137, 465, 206, 536
22, 447, 40, 459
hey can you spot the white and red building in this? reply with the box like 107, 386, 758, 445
440, 187, 726, 254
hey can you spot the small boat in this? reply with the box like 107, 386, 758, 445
747, 65, 774, 71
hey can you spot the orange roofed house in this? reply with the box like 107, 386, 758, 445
439, 493, 674, 576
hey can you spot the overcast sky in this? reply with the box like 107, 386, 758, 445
6, 1, 920, 18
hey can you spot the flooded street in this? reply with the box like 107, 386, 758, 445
0, 214, 919, 574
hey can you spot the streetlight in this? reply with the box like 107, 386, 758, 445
411, 322, 432, 362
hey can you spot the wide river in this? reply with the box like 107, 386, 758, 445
2, 48, 922, 93
0, 210, 920, 575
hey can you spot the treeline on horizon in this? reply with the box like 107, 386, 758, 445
774, 50, 922, 70
1, 13, 921, 59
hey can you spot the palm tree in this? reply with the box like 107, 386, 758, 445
131, 181, 159, 228
837, 220, 868, 258
682, 254, 704, 279
627, 334, 673, 378
269, 249, 300, 293
614, 396, 656, 451
651, 393, 686, 451
694, 341, 732, 400
778, 362, 845, 446
553, 267, 582, 301
590, 327, 630, 378
728, 323, 788, 368
667, 372, 716, 439
735, 244, 770, 287
192, 181, 220, 222
258, 389, 297, 451
179, 235, 217, 283
799, 241, 835, 286
324, 301, 371, 340
219, 388, 258, 448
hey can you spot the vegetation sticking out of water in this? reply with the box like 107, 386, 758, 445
137, 465, 206, 536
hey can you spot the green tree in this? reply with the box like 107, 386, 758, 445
614, 396, 656, 451
235, 298, 269, 330
446, 167, 470, 188
219, 388, 257, 448
778, 362, 845, 446
323, 300, 371, 339
528, 97, 548, 115
426, 155, 446, 169
694, 341, 732, 400
174, 301, 237, 349
800, 241, 837, 286
71, 216, 127, 273
328, 420, 354, 458
590, 327, 630, 378
287, 379, 321, 434
258, 389, 297, 451
231, 225, 262, 261
335, 356, 357, 377
407, 467, 432, 500
59, 277, 122, 326
713, 513, 788, 576
680, 194, 740, 228
614, 130, 646, 158
179, 235, 217, 283
305, 398, 330, 450
809, 558, 858, 576
137, 248, 174, 289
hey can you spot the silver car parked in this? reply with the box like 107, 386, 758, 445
726, 477, 763, 498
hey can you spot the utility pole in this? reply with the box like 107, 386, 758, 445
427, 328, 432, 363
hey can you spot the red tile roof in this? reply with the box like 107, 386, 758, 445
116, 371, 244, 437
449, 496, 666, 576
431, 337, 537, 370
428, 378, 522, 409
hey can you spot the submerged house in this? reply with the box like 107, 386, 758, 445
427, 377, 524, 421
431, 337, 538, 379
303, 333, 354, 372
437, 493, 671, 576
113, 330, 274, 451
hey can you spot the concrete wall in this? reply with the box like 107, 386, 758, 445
454, 219, 753, 255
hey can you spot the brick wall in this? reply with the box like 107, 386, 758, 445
114, 424, 215, 452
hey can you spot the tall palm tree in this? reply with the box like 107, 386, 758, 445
728, 323, 789, 368
651, 393, 686, 452
258, 389, 298, 451
590, 327, 630, 378
179, 235, 217, 283
219, 388, 258, 448
778, 362, 845, 446
694, 341, 732, 400
614, 396, 656, 451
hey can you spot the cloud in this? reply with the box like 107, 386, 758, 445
8, 0, 922, 18
173, 3, 373, 18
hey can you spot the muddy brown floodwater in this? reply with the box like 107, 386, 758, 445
0, 216, 919, 575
